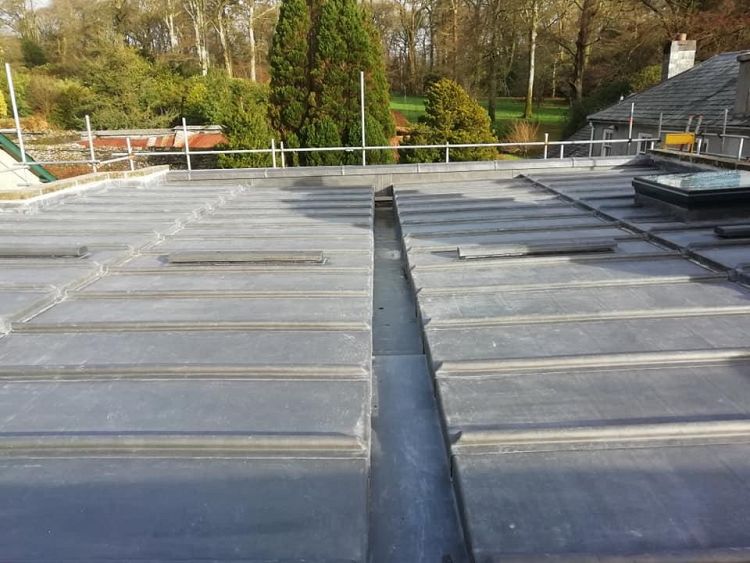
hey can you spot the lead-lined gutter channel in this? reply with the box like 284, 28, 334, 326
368, 203, 468, 562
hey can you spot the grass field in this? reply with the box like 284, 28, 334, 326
390, 93, 569, 141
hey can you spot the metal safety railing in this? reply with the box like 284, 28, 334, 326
3, 62, 748, 180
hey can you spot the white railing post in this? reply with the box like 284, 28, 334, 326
696, 137, 702, 155
739, 137, 745, 162
85, 115, 97, 174
280, 141, 286, 168
721, 108, 729, 153
559, 143, 564, 159
360, 71, 366, 166
445, 141, 450, 163
657, 112, 664, 146
588, 124, 594, 157
4, 63, 27, 177
125, 137, 135, 171
271, 138, 277, 169
627, 102, 635, 155
543, 133, 549, 159
182, 117, 192, 175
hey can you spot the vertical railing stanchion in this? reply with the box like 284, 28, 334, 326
271, 138, 277, 169
182, 117, 192, 176
445, 141, 450, 163
360, 71, 366, 166
588, 124, 594, 157
126, 137, 135, 171
559, 143, 564, 159
543, 133, 549, 159
280, 141, 286, 168
627, 102, 635, 155
5, 63, 27, 179
85, 115, 97, 174
721, 108, 729, 153
696, 137, 702, 155
739, 137, 745, 162
657, 112, 663, 147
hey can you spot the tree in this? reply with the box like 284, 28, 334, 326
523, 0, 539, 118
400, 78, 497, 162
570, 0, 601, 102
183, 0, 211, 75
268, 0, 310, 139
269, 0, 394, 165
184, 71, 273, 167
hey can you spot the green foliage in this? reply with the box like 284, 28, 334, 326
50, 81, 95, 129
27, 74, 67, 118
0, 69, 32, 117
398, 123, 441, 163
400, 79, 497, 163
629, 64, 661, 93
301, 116, 343, 165
0, 88, 8, 119
359, 114, 394, 164
72, 46, 181, 129
49, 81, 93, 129
269, 0, 311, 137
283, 131, 302, 167
20, 38, 47, 67
183, 73, 274, 168
269, 0, 394, 166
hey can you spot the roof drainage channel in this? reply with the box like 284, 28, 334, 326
393, 171, 750, 561
368, 205, 468, 562
0, 178, 375, 561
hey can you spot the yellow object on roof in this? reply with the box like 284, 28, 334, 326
663, 132, 696, 150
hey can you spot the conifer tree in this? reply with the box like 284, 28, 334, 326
268, 0, 310, 140
400, 79, 497, 163
269, 0, 394, 165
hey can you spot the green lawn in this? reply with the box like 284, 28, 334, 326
390, 93, 569, 141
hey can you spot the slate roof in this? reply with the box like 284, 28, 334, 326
590, 51, 750, 132
394, 163, 750, 560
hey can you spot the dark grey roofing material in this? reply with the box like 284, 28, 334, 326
393, 167, 750, 560
0, 176, 374, 560
590, 51, 750, 131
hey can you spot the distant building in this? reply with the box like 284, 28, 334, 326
568, 37, 750, 160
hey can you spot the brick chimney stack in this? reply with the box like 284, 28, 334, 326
735, 52, 750, 117
662, 33, 697, 81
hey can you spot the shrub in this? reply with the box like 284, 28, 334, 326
27, 74, 66, 119
400, 79, 497, 163
51, 81, 95, 130
503, 120, 540, 157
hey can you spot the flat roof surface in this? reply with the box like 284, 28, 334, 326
0, 177, 374, 560
394, 166, 750, 561
4, 157, 750, 561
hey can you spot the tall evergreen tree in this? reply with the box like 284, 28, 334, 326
269, 0, 394, 165
268, 0, 311, 140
